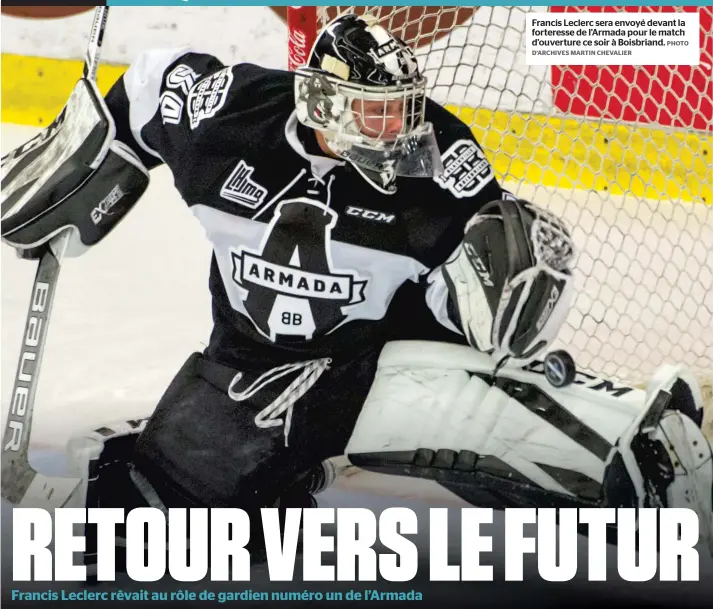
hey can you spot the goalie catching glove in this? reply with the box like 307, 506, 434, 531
1, 78, 148, 258
443, 198, 575, 365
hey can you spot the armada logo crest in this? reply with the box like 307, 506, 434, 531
231, 198, 368, 342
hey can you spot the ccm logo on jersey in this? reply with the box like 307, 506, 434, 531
435, 139, 494, 199
220, 160, 268, 209
346, 206, 395, 224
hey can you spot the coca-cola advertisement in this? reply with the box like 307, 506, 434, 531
286, 6, 316, 71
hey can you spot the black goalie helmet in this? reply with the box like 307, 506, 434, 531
294, 14, 443, 194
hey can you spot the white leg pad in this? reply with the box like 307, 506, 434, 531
346, 341, 650, 496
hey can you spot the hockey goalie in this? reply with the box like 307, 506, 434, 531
2, 12, 711, 559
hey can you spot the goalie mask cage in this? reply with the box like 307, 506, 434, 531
287, 6, 712, 415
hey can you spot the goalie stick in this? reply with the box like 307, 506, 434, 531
1, 7, 110, 509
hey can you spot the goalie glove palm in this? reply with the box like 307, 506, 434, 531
443, 198, 575, 365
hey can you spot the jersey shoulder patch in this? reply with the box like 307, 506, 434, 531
425, 100, 496, 200
434, 138, 495, 199
181, 62, 291, 132
187, 67, 234, 130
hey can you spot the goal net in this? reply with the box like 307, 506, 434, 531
288, 6, 712, 413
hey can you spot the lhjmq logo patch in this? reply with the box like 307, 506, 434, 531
220, 160, 268, 209
231, 198, 367, 342
435, 139, 494, 199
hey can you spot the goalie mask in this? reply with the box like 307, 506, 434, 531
294, 14, 443, 194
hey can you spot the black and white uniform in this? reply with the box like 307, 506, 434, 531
102, 48, 505, 510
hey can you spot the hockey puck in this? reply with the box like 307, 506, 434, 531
543, 350, 576, 388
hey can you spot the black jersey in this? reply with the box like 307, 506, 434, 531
104, 49, 506, 367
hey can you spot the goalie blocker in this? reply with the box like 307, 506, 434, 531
1, 78, 148, 257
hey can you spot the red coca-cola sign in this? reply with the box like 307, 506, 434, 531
287, 6, 317, 71
288, 27, 309, 70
